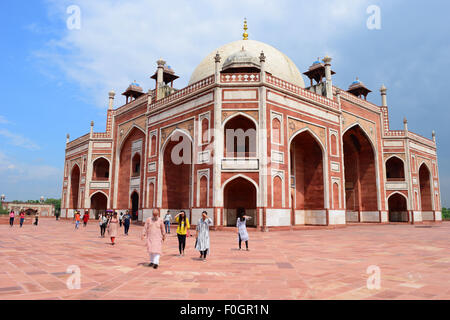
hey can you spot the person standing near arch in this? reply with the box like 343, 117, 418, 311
195, 211, 213, 261
141, 209, 166, 269
236, 210, 251, 251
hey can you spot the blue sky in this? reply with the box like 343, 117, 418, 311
0, 0, 449, 206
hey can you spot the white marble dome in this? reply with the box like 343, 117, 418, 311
189, 39, 305, 88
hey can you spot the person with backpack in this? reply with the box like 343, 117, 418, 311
123, 210, 131, 236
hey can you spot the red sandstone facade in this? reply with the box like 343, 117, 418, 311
61, 38, 442, 229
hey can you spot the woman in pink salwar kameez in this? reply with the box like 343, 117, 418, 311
141, 209, 166, 269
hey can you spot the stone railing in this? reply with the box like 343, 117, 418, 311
66, 133, 90, 149
150, 75, 215, 111
337, 88, 381, 113
267, 74, 339, 110
385, 130, 405, 137
407, 131, 435, 147
221, 73, 260, 83
93, 132, 111, 139
115, 94, 149, 116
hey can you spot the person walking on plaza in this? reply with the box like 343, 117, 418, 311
236, 210, 252, 251
163, 211, 172, 234
99, 213, 108, 237
195, 211, 213, 262
74, 211, 81, 230
107, 212, 119, 245
33, 212, 39, 226
83, 211, 89, 227
123, 210, 131, 236
119, 212, 123, 228
141, 209, 166, 269
174, 211, 190, 256
9, 210, 15, 227
19, 210, 25, 228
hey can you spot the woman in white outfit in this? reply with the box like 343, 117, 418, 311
236, 210, 252, 251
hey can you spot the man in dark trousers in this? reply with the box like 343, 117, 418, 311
123, 210, 131, 236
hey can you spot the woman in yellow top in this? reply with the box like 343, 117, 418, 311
174, 211, 190, 256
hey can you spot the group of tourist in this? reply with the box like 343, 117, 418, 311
67, 206, 252, 270
139, 209, 251, 269
98, 210, 132, 245
8, 210, 39, 227
73, 210, 90, 229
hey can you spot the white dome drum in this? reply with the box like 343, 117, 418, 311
189, 39, 305, 88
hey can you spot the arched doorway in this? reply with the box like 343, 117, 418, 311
161, 130, 193, 214
92, 158, 110, 180
388, 193, 408, 222
131, 191, 139, 220
224, 114, 257, 158
69, 165, 80, 209
343, 125, 378, 221
91, 192, 107, 219
223, 176, 257, 227
386, 156, 405, 181
290, 131, 325, 216
117, 127, 146, 210
419, 164, 432, 211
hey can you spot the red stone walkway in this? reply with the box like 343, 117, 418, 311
0, 218, 449, 300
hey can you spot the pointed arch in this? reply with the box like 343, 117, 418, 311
222, 112, 259, 129
419, 163, 433, 211
222, 174, 259, 227
387, 192, 409, 222
385, 155, 405, 181
288, 127, 328, 209
343, 123, 380, 215
157, 128, 193, 210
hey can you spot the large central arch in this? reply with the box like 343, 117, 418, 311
117, 126, 146, 211
289, 130, 325, 213
343, 125, 378, 221
223, 176, 257, 227
160, 129, 193, 214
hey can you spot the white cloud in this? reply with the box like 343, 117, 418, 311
36, 0, 371, 108
0, 115, 9, 124
0, 128, 40, 150
0, 151, 62, 200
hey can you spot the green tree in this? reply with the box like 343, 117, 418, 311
442, 208, 450, 220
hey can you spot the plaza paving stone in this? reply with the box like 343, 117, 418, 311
0, 217, 449, 300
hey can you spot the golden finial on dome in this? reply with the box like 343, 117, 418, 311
243, 18, 248, 40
